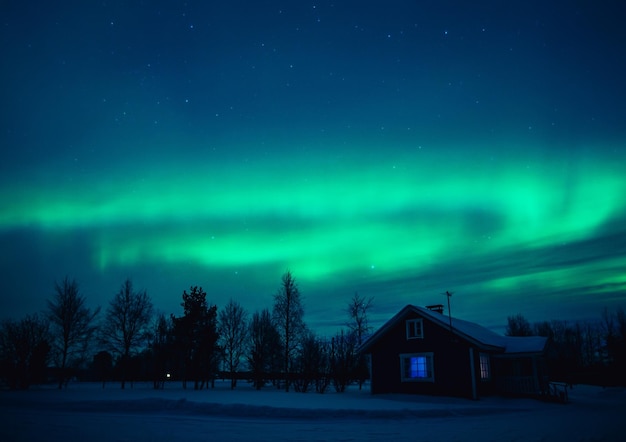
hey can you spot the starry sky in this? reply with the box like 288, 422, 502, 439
1, 1, 625, 335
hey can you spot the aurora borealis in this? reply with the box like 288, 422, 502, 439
1, 1, 625, 333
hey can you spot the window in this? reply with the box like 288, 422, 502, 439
406, 319, 423, 339
479, 353, 490, 380
400, 353, 434, 382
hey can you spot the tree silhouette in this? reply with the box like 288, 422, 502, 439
172, 286, 220, 389
100, 278, 153, 389
602, 307, 626, 384
347, 293, 373, 346
0, 314, 50, 389
47, 276, 100, 389
92, 350, 113, 388
329, 329, 357, 393
347, 293, 373, 389
248, 309, 281, 390
273, 271, 305, 392
218, 299, 248, 389
505, 313, 533, 337
150, 313, 173, 389
293, 331, 329, 393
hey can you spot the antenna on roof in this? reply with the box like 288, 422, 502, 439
441, 290, 454, 335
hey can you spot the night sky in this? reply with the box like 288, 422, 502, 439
2, 1, 625, 334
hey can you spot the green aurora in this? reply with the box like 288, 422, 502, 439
2, 140, 625, 331
1, 1, 625, 333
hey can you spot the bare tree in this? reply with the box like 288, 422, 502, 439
602, 307, 626, 379
0, 314, 50, 389
579, 321, 602, 368
150, 313, 173, 390
293, 331, 330, 393
347, 292, 373, 346
248, 309, 281, 390
47, 277, 100, 389
347, 293, 373, 389
330, 329, 357, 393
218, 299, 248, 389
505, 313, 533, 337
273, 271, 305, 392
100, 278, 153, 389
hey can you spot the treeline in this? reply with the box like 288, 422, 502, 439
505, 309, 626, 386
0, 271, 373, 392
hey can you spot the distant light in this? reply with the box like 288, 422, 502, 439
166, 373, 171, 378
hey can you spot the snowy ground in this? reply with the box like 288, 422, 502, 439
1, 381, 625, 441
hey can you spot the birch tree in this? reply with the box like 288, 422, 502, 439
272, 271, 305, 392
218, 299, 248, 389
47, 277, 100, 388
100, 279, 153, 389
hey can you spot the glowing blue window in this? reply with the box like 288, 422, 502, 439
400, 353, 434, 382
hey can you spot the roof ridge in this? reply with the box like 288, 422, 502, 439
360, 304, 546, 354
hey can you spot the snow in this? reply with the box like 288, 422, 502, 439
2, 381, 625, 441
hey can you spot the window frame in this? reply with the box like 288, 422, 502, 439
479, 353, 491, 381
399, 352, 435, 382
405, 318, 424, 340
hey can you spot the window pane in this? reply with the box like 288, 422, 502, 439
479, 354, 490, 380
410, 356, 427, 378
406, 319, 423, 339
401, 353, 434, 382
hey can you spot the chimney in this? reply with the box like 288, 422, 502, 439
426, 304, 444, 314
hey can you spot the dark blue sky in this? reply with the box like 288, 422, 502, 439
1, 1, 625, 334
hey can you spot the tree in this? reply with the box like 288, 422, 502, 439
579, 321, 602, 369
602, 307, 626, 384
100, 278, 154, 389
0, 314, 50, 389
347, 293, 373, 346
347, 293, 373, 389
47, 276, 100, 389
150, 313, 173, 389
218, 299, 248, 389
272, 271, 306, 392
329, 329, 357, 393
171, 286, 220, 390
534, 319, 582, 380
92, 350, 113, 388
505, 313, 533, 337
247, 309, 281, 390
293, 331, 330, 393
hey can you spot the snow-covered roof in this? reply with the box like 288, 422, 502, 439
501, 336, 548, 354
359, 304, 547, 355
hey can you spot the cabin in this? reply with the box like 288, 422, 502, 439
359, 304, 548, 400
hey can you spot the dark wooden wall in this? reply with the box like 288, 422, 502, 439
368, 310, 478, 398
